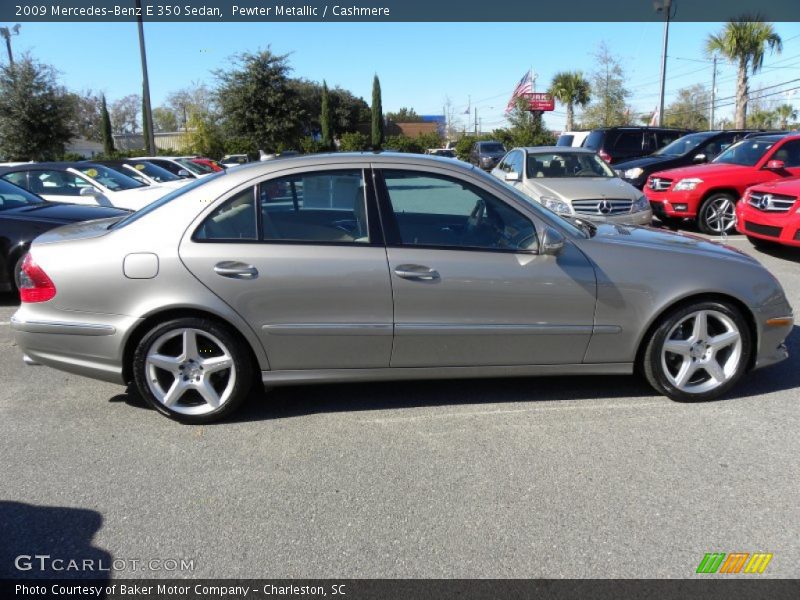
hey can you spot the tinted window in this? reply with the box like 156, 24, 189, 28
78, 165, 145, 191
125, 161, 181, 183
16, 169, 93, 196
480, 143, 505, 154
556, 134, 574, 147
2, 171, 28, 189
149, 159, 185, 176
583, 130, 606, 149
654, 132, 714, 156
194, 188, 257, 240
382, 170, 537, 251
771, 140, 800, 167
613, 131, 644, 153
655, 131, 682, 148
714, 140, 775, 166
0, 178, 44, 209
259, 170, 369, 244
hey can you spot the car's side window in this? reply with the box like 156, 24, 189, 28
615, 131, 644, 153
259, 169, 370, 244
508, 151, 524, 175
772, 140, 800, 167
381, 170, 537, 252
194, 187, 258, 241
1, 171, 27, 190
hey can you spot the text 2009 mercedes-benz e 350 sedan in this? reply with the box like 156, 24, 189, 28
12, 153, 793, 423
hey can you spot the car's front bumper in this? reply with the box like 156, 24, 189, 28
575, 208, 653, 227
752, 300, 794, 370
645, 188, 701, 218
11, 304, 140, 384
736, 204, 800, 248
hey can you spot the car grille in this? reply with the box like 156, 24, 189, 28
744, 221, 782, 237
572, 198, 633, 216
748, 191, 796, 213
648, 177, 672, 191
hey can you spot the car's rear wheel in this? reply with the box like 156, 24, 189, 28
133, 317, 252, 423
697, 193, 737, 235
642, 301, 751, 402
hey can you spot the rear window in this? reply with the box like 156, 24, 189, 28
556, 135, 574, 147
480, 143, 505, 154
583, 131, 605, 149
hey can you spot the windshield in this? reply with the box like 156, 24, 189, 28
110, 170, 225, 230
0, 178, 45, 209
526, 152, 616, 178
77, 165, 145, 191
177, 158, 214, 174
653, 132, 714, 156
713, 139, 774, 166
124, 161, 181, 183
480, 143, 505, 154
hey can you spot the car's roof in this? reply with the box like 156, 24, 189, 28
516, 146, 596, 154
588, 126, 691, 132
0, 161, 105, 173
747, 133, 800, 143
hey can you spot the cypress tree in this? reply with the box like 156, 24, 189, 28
101, 94, 115, 156
371, 74, 383, 149
321, 80, 333, 150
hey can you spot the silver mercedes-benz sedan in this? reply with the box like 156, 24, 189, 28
12, 153, 793, 423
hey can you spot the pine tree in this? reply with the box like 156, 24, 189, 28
321, 80, 333, 150
371, 74, 384, 149
101, 94, 115, 156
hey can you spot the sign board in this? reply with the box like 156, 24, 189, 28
523, 92, 555, 111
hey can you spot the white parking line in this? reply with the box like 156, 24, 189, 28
0, 321, 9, 326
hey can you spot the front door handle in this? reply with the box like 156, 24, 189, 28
214, 261, 258, 279
393, 264, 440, 281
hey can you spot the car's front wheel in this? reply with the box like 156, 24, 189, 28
133, 317, 253, 423
697, 193, 737, 235
642, 301, 751, 402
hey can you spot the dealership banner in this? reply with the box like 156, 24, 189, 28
2, 0, 800, 22
3, 579, 800, 600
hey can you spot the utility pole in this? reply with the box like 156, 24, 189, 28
655, 0, 672, 127
709, 55, 717, 130
474, 107, 478, 135
0, 24, 20, 66
136, 0, 156, 155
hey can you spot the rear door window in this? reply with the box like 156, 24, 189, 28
583, 130, 605, 150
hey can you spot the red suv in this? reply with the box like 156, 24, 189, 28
644, 133, 800, 234
736, 178, 800, 248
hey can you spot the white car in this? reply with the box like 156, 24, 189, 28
94, 160, 193, 190
131, 156, 214, 179
0, 163, 171, 211
556, 131, 590, 147
491, 147, 653, 226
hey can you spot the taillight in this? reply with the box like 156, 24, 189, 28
18, 254, 56, 303
599, 149, 612, 163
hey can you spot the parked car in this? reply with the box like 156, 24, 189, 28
131, 157, 210, 179
582, 127, 692, 164
556, 131, 590, 147
426, 148, 457, 158
615, 130, 757, 189
491, 147, 652, 226
469, 141, 507, 170
0, 163, 170, 211
12, 154, 792, 423
0, 178, 127, 293
644, 133, 800, 234
736, 178, 800, 248
91, 160, 192, 190
191, 158, 225, 172
221, 154, 250, 168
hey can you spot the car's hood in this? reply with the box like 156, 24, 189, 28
0, 203, 126, 224
615, 155, 682, 171
746, 178, 800, 195
106, 186, 170, 209
524, 177, 640, 201
586, 223, 759, 265
651, 162, 748, 181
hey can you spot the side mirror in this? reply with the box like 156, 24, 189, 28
79, 186, 100, 197
505, 171, 521, 182
540, 226, 565, 256
177, 169, 192, 178
765, 160, 785, 170
693, 153, 707, 164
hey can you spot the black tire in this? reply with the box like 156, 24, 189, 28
132, 317, 253, 424
642, 301, 751, 402
656, 215, 682, 231
697, 193, 737, 235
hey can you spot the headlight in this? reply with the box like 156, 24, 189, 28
624, 167, 644, 180
632, 195, 649, 212
674, 178, 703, 191
540, 195, 573, 215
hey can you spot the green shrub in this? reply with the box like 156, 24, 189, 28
338, 131, 370, 152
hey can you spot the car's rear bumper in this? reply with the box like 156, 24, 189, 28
736, 205, 800, 247
11, 305, 140, 385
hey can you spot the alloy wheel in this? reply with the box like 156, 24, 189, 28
700, 196, 736, 234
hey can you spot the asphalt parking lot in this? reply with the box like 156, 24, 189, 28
1, 231, 798, 579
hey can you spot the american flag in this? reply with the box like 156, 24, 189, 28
505, 70, 534, 113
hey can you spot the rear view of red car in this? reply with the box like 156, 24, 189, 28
737, 178, 800, 248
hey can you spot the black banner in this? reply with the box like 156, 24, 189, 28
2, 0, 800, 23
3, 579, 800, 600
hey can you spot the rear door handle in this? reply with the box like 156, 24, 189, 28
214, 261, 258, 279
393, 264, 440, 281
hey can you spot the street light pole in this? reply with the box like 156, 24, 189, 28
655, 0, 672, 127
0, 24, 21, 66
135, 0, 156, 154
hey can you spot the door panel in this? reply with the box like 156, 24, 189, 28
180, 167, 394, 371
387, 245, 596, 367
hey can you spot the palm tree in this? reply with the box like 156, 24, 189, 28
775, 104, 797, 129
548, 71, 591, 132
706, 18, 782, 128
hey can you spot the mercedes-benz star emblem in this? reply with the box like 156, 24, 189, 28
597, 199, 612, 214
758, 194, 771, 210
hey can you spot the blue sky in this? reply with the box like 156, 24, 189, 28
9, 20, 800, 131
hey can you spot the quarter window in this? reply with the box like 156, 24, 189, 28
194, 188, 258, 240
381, 170, 537, 252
